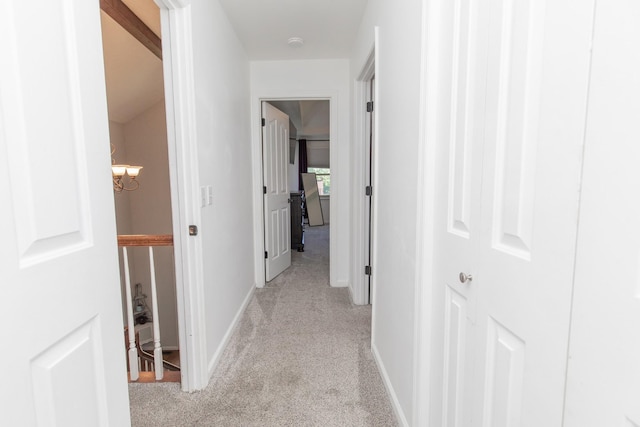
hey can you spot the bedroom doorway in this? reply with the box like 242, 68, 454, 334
258, 99, 332, 285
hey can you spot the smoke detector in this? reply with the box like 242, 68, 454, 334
288, 37, 304, 48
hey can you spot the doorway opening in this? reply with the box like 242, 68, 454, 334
352, 47, 376, 306
100, 0, 182, 384
365, 76, 375, 305
257, 99, 334, 286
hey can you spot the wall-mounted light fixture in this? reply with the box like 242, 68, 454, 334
111, 144, 143, 192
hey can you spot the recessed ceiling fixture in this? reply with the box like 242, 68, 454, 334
288, 37, 304, 48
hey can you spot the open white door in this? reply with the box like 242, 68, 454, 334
262, 102, 291, 282
564, 2, 640, 425
0, 0, 130, 425
434, 0, 594, 425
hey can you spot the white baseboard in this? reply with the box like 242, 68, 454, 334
372, 342, 410, 427
332, 279, 349, 288
206, 285, 256, 377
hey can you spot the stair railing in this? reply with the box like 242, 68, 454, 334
118, 234, 173, 381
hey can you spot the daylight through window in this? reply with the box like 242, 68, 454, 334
308, 167, 330, 196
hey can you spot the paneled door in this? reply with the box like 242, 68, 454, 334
435, 0, 595, 425
564, 1, 640, 425
262, 102, 291, 281
0, 0, 130, 425
436, 0, 489, 424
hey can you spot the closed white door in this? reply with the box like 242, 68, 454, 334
263, 102, 291, 281
564, 1, 640, 425
436, 0, 594, 425
436, 0, 488, 424
471, 2, 593, 424
0, 0, 130, 425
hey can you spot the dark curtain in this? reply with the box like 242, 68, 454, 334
298, 139, 308, 191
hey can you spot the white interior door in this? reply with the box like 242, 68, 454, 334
263, 102, 291, 282
435, 0, 594, 425
471, 2, 592, 424
564, 2, 640, 425
0, 0, 130, 425
436, 1, 488, 423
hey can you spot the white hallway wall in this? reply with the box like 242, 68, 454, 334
189, 0, 255, 373
351, 0, 424, 423
250, 59, 350, 287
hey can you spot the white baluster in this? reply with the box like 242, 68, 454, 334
122, 247, 139, 381
149, 247, 163, 380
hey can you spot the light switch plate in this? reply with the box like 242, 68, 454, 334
207, 186, 213, 205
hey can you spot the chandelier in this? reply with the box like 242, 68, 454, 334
111, 144, 143, 192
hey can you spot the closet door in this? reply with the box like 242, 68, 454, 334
470, 0, 594, 425
564, 1, 640, 425
436, 0, 488, 425
434, 0, 595, 425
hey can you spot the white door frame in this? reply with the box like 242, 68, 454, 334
352, 46, 377, 306
155, 0, 208, 391
412, 0, 446, 425
252, 92, 338, 288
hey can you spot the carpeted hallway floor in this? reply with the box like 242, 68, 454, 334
129, 225, 397, 426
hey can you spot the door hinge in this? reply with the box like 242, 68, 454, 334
366, 101, 374, 113
263, 186, 267, 194
265, 251, 268, 259
365, 265, 372, 276
365, 186, 373, 196
189, 225, 198, 236
261, 118, 266, 127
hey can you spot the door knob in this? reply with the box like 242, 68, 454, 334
459, 272, 473, 283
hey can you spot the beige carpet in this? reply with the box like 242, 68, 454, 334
129, 225, 397, 426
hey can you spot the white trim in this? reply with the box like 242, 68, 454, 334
156, 0, 190, 8
372, 343, 409, 426
334, 279, 349, 288
350, 36, 377, 306
412, 0, 444, 424
252, 91, 340, 288
155, 0, 208, 392
369, 24, 381, 367
207, 285, 255, 376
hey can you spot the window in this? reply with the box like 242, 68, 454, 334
308, 167, 330, 195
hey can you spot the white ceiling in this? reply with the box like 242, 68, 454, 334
101, 0, 364, 124
217, 0, 369, 60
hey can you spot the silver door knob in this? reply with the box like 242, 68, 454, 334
459, 272, 473, 283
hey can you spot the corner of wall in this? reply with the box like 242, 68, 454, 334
371, 343, 410, 427
332, 279, 349, 288
207, 284, 255, 378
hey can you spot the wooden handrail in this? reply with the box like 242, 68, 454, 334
118, 234, 173, 247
